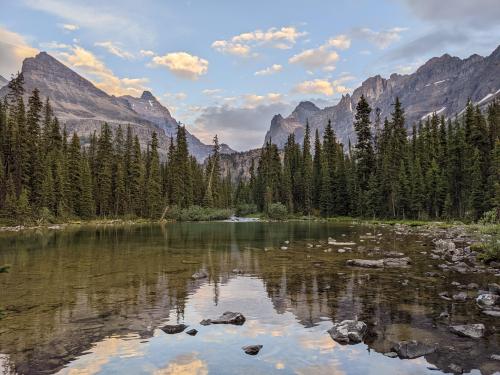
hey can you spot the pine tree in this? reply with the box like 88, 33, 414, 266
302, 122, 313, 215
146, 132, 162, 218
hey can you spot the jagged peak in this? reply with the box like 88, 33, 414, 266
294, 101, 320, 112
490, 44, 500, 58
141, 90, 156, 101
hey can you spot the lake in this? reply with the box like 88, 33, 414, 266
0, 222, 498, 374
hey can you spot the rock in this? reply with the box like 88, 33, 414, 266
284, 240, 290, 244
448, 363, 463, 374
161, 324, 188, 334
392, 340, 436, 359
450, 324, 485, 338
452, 292, 468, 302
200, 311, 246, 326
491, 354, 500, 361
383, 352, 398, 358
328, 320, 367, 344
439, 291, 452, 301
488, 283, 500, 294
451, 281, 461, 286
481, 309, 500, 317
467, 283, 479, 289
232, 268, 243, 274
439, 311, 450, 318
476, 293, 499, 307
435, 239, 456, 253
338, 248, 346, 253
192, 270, 208, 280
346, 257, 410, 268
280, 246, 288, 250
186, 329, 198, 336
242, 345, 263, 355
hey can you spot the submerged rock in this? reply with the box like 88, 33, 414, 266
450, 324, 485, 339
392, 340, 436, 359
200, 311, 246, 326
328, 320, 367, 344
161, 324, 188, 334
186, 329, 198, 336
346, 257, 410, 268
192, 270, 208, 280
242, 345, 263, 355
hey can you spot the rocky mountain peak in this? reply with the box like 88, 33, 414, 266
0, 75, 7, 88
140, 90, 156, 101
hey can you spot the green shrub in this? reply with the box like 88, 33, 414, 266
267, 203, 288, 220
479, 209, 499, 224
165, 205, 233, 221
235, 203, 258, 217
475, 235, 500, 263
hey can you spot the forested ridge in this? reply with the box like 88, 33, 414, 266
0, 73, 498, 224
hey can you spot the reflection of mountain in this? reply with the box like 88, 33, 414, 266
0, 223, 497, 374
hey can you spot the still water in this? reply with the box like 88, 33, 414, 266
0, 222, 498, 374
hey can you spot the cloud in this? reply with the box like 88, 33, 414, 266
326, 34, 351, 50
0, 26, 38, 77
353, 27, 407, 49
163, 91, 187, 101
243, 92, 283, 108
95, 41, 134, 59
293, 78, 351, 96
212, 26, 307, 57
288, 34, 349, 71
140, 49, 155, 57
24, 0, 149, 42
59, 23, 79, 31
151, 52, 208, 80
254, 64, 283, 76
289, 48, 339, 70
211, 40, 251, 57
193, 101, 293, 150
397, 0, 500, 29
202, 88, 222, 96
51, 44, 149, 96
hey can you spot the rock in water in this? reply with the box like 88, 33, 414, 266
392, 340, 436, 359
192, 270, 208, 280
346, 257, 410, 268
450, 324, 485, 339
161, 324, 188, 334
186, 329, 198, 336
328, 320, 367, 344
200, 311, 246, 326
242, 345, 263, 355
452, 292, 468, 302
476, 293, 499, 307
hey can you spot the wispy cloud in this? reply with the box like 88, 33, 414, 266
254, 64, 283, 76
212, 26, 307, 57
150, 52, 208, 80
289, 34, 350, 71
59, 23, 79, 31
353, 27, 407, 49
292, 78, 350, 96
95, 41, 134, 59
0, 26, 38, 77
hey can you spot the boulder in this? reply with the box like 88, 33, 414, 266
192, 270, 208, 280
476, 293, 499, 307
186, 329, 198, 336
491, 354, 500, 361
435, 239, 456, 253
328, 320, 367, 344
392, 340, 436, 359
450, 324, 485, 339
200, 311, 246, 326
242, 345, 263, 355
161, 324, 188, 334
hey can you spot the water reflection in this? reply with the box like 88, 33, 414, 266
0, 222, 498, 374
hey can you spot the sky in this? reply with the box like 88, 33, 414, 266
1, 0, 499, 151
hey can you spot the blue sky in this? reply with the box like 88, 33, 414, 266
1, 0, 499, 150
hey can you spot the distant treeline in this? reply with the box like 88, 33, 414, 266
235, 96, 499, 221
0, 72, 498, 224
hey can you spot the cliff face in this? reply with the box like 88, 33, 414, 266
264, 45, 500, 148
0, 52, 234, 161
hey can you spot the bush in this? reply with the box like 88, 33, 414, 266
479, 209, 499, 224
267, 203, 288, 220
165, 205, 233, 221
235, 203, 258, 217
476, 235, 500, 264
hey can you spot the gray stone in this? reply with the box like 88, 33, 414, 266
481, 309, 500, 317
448, 363, 463, 374
161, 324, 188, 334
328, 320, 367, 344
392, 340, 436, 359
186, 328, 198, 336
476, 293, 499, 307
192, 270, 208, 280
346, 257, 410, 268
450, 324, 485, 338
383, 352, 398, 358
200, 311, 246, 326
242, 345, 263, 355
491, 354, 500, 361
452, 292, 468, 302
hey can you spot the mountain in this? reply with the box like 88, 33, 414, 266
264, 45, 500, 148
0, 75, 7, 88
0, 52, 234, 160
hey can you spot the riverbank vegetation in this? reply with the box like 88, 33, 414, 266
0, 73, 498, 225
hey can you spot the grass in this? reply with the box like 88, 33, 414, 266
475, 235, 500, 263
